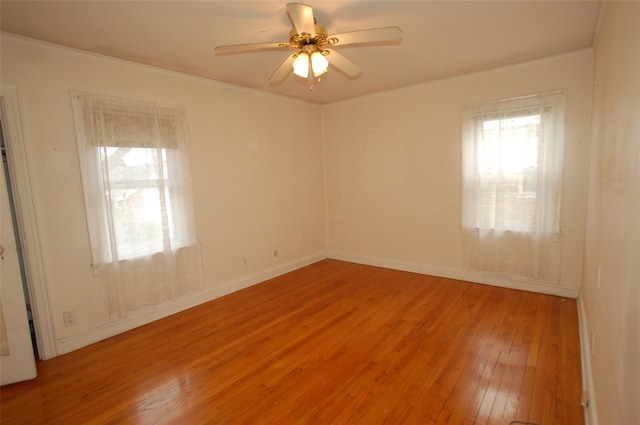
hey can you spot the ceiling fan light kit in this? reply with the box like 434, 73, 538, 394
292, 53, 310, 78
293, 51, 329, 79
310, 52, 329, 77
215, 3, 402, 88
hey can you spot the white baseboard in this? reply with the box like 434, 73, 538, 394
328, 251, 580, 299
55, 251, 327, 355
577, 294, 599, 425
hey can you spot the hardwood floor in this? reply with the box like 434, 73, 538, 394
0, 260, 583, 424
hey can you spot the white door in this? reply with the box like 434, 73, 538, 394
0, 108, 37, 385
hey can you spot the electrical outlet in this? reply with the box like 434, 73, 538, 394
63, 311, 76, 328
273, 249, 279, 258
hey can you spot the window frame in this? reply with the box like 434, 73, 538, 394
100, 146, 184, 260
461, 91, 565, 235
72, 92, 196, 264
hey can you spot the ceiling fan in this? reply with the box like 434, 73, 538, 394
215, 3, 402, 84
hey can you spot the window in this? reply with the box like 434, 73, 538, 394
72, 93, 202, 317
461, 92, 565, 280
98, 146, 179, 259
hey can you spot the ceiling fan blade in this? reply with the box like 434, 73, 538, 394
325, 49, 362, 77
287, 3, 316, 37
328, 27, 403, 46
269, 53, 297, 83
215, 42, 290, 53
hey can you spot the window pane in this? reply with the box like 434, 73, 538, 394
478, 113, 541, 232
103, 147, 165, 182
100, 146, 172, 259
481, 115, 539, 173
109, 187, 164, 258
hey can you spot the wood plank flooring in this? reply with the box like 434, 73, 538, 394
0, 259, 583, 424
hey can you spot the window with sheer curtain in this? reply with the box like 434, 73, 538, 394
72, 93, 202, 318
461, 92, 565, 281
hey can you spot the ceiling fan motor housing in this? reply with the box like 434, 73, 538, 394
289, 24, 329, 47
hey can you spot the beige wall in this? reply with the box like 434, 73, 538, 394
3, 8, 636, 419
4, 12, 636, 420
0, 35, 327, 355
581, 2, 640, 423
323, 50, 593, 295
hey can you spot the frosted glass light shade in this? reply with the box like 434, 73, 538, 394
311, 52, 329, 77
292, 53, 310, 78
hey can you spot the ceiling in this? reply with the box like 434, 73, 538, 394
1, 1, 601, 104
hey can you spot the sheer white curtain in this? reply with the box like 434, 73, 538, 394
72, 93, 202, 318
461, 92, 565, 281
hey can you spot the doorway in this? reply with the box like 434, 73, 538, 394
0, 106, 38, 384
0, 83, 56, 369
1, 114, 37, 351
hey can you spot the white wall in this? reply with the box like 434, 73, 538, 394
323, 50, 593, 296
581, 2, 640, 423
0, 35, 327, 356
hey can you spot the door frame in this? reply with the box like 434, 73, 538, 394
1, 83, 57, 360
